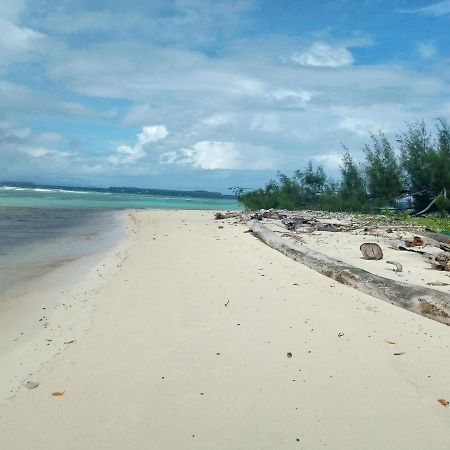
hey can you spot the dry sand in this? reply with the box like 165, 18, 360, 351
1, 210, 450, 450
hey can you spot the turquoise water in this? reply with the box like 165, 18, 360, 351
0, 185, 241, 301
0, 186, 241, 210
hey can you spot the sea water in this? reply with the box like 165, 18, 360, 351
0, 186, 241, 300
0, 186, 241, 210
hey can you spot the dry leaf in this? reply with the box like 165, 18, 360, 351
393, 352, 406, 356
438, 399, 449, 407
51, 391, 65, 397
385, 340, 396, 345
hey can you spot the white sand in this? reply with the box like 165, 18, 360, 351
1, 210, 450, 450
264, 219, 450, 293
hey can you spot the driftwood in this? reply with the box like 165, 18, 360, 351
281, 217, 309, 231
360, 243, 383, 260
214, 212, 240, 220
398, 246, 426, 255
386, 261, 403, 272
317, 224, 340, 232
248, 219, 450, 326
413, 188, 447, 217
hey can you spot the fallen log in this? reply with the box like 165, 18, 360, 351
247, 219, 450, 326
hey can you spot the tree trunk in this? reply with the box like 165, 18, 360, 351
248, 219, 450, 326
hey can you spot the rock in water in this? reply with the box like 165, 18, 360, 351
360, 243, 383, 260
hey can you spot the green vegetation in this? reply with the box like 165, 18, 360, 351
238, 119, 450, 220
405, 215, 450, 233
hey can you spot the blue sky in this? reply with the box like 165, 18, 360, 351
1, 0, 450, 192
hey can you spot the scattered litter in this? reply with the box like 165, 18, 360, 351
438, 399, 449, 407
287, 352, 293, 358
393, 352, 406, 356
25, 381, 39, 390
385, 340, 396, 345
51, 391, 65, 397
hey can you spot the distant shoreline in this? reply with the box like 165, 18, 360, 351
0, 181, 236, 200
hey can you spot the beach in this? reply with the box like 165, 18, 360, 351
1, 209, 450, 449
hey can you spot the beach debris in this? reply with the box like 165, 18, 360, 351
360, 243, 383, 260
386, 261, 403, 272
282, 217, 309, 231
224, 299, 230, 307
405, 236, 424, 247
432, 253, 450, 271
51, 391, 65, 397
214, 211, 239, 220
251, 209, 269, 220
385, 340, 396, 344
25, 381, 39, 390
287, 352, 293, 358
338, 332, 344, 337
317, 223, 339, 232
398, 245, 426, 255
438, 399, 449, 407
218, 225, 224, 229
427, 281, 450, 287
64, 340, 76, 345
393, 352, 406, 356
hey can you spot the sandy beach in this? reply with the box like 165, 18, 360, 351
1, 209, 450, 450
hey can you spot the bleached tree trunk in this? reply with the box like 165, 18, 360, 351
248, 219, 450, 326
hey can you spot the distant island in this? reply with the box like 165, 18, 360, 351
0, 181, 236, 200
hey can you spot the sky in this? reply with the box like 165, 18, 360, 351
1, 0, 450, 192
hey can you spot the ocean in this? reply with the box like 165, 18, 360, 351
0, 185, 241, 300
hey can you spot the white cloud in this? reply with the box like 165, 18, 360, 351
399, 1, 450, 16
0, 19, 46, 66
266, 88, 313, 108
312, 153, 342, 171
22, 147, 72, 159
36, 0, 256, 47
0, 0, 26, 21
250, 114, 281, 133
202, 114, 232, 127
291, 42, 354, 68
0, 120, 31, 142
109, 125, 169, 166
417, 41, 437, 59
1, 1, 450, 190
160, 141, 277, 170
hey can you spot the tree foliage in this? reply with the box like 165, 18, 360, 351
238, 119, 450, 214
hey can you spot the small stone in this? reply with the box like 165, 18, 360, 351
25, 381, 39, 390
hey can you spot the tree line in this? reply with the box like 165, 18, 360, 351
237, 119, 450, 215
